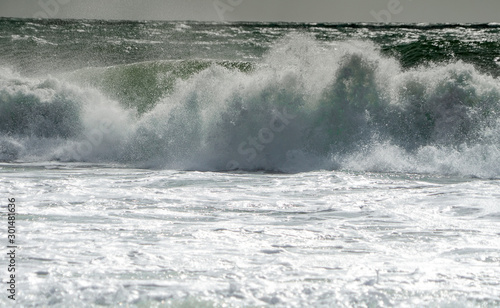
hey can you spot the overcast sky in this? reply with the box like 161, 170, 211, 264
1, 0, 499, 23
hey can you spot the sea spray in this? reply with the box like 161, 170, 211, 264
2, 19, 500, 308
1, 35, 499, 177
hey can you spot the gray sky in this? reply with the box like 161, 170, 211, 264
1, 0, 499, 23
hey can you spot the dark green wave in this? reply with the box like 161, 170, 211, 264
68, 60, 254, 114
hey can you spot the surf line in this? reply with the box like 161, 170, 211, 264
226, 108, 296, 170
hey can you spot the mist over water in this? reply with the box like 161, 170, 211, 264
1, 26, 500, 177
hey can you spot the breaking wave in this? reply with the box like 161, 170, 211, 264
1, 35, 500, 177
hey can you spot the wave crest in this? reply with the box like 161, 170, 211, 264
1, 35, 500, 177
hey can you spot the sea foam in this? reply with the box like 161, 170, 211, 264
1, 35, 500, 177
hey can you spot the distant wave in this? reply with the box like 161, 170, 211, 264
1, 35, 500, 177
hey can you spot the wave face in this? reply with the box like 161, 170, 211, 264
1, 22, 500, 176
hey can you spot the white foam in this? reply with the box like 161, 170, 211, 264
1, 35, 500, 177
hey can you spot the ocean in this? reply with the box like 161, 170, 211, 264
1, 18, 500, 307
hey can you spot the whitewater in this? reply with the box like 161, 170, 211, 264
1, 19, 500, 307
